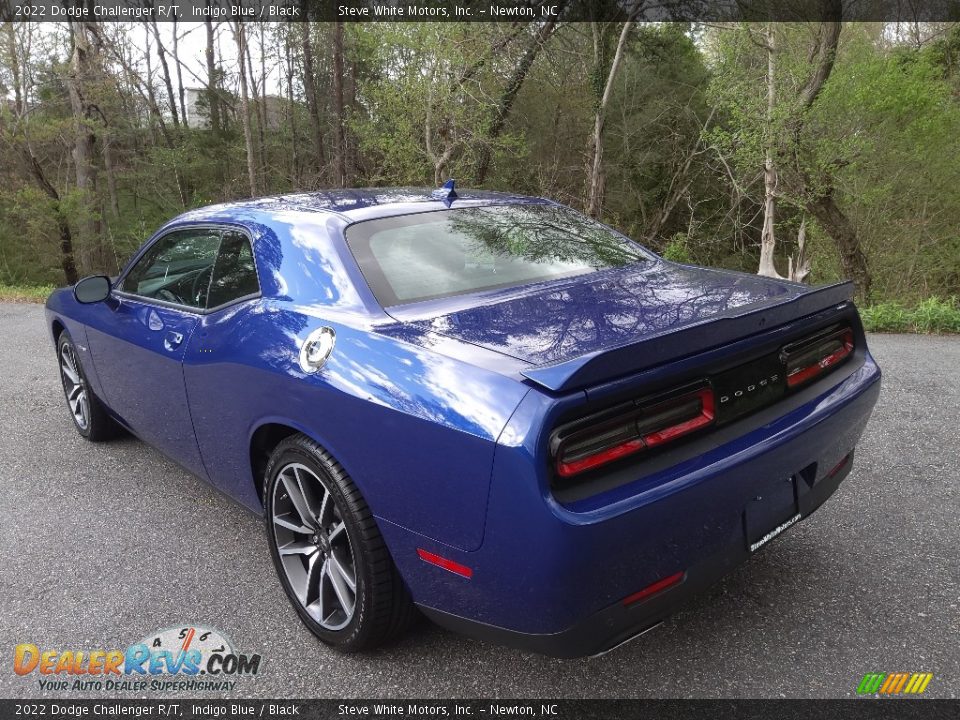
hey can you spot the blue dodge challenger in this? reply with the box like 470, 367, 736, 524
45, 185, 880, 657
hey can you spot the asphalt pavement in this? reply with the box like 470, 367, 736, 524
0, 302, 957, 699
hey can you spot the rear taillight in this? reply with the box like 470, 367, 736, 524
781, 326, 854, 389
553, 385, 714, 478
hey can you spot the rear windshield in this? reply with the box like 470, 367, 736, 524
345, 204, 649, 307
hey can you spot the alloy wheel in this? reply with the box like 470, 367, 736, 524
271, 462, 358, 631
60, 342, 90, 431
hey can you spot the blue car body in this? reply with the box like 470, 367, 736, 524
45, 189, 881, 656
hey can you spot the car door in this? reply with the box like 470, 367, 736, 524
83, 227, 222, 477
181, 229, 265, 502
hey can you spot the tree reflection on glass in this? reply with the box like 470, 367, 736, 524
351, 203, 650, 306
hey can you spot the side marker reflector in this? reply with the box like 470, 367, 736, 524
622, 571, 685, 606
826, 453, 852, 479
417, 548, 473, 579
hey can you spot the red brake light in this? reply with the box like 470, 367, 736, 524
783, 326, 854, 389
554, 386, 715, 478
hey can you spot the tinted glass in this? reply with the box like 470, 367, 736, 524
346, 205, 649, 307
121, 230, 220, 309
207, 231, 260, 308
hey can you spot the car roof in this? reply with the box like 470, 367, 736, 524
172, 187, 551, 225
151, 187, 558, 315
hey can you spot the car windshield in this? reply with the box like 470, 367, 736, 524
345, 204, 650, 307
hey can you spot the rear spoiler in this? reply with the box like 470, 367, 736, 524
519, 281, 854, 393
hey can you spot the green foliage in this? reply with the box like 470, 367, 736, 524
350, 23, 510, 185
912, 297, 960, 333
662, 234, 693, 263
1, 21, 959, 309
860, 302, 912, 332
810, 29, 960, 304
861, 297, 960, 333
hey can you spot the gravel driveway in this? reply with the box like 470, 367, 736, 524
0, 302, 956, 699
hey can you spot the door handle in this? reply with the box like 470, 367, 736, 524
164, 331, 184, 350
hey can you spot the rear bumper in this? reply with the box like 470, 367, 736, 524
384, 352, 881, 658
419, 453, 854, 658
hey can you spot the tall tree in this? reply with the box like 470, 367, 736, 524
793, 19, 872, 298
172, 16, 187, 126
474, 16, 562, 185
300, 22, 326, 181
233, 22, 259, 196
65, 20, 105, 271
284, 26, 300, 184
204, 16, 222, 134
150, 19, 181, 129
707, 9, 870, 298
332, 20, 348, 187
585, 16, 636, 218
758, 23, 782, 278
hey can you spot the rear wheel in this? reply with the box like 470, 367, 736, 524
57, 333, 117, 441
264, 434, 415, 651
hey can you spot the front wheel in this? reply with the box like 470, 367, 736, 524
57, 333, 117, 441
264, 434, 415, 651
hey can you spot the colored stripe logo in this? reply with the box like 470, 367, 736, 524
857, 673, 933, 695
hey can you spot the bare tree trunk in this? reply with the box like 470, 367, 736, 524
585, 18, 633, 218
3, 21, 23, 115
332, 21, 347, 187
348, 54, 361, 178
285, 28, 300, 185
204, 16, 222, 134
252, 24, 267, 179
243, 28, 266, 184
65, 20, 104, 272
300, 23, 326, 181
101, 131, 120, 219
787, 216, 811, 282
150, 19, 180, 129
172, 16, 187, 125
143, 29, 158, 143
233, 22, 259, 197
806, 190, 871, 301
474, 15, 561, 185
423, 70, 456, 185
758, 24, 783, 279
784, 8, 868, 295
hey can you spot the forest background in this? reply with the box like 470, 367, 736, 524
2, 12, 959, 330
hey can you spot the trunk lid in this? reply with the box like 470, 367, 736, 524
394, 261, 853, 393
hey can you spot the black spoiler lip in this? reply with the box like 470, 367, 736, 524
519, 281, 855, 393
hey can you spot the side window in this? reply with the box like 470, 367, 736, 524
206, 231, 260, 308
121, 229, 221, 309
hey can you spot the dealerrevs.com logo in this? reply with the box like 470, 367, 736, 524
13, 625, 262, 692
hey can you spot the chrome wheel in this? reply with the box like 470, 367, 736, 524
271, 462, 357, 631
60, 342, 90, 431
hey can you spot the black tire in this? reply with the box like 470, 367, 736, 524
264, 434, 416, 651
56, 332, 118, 442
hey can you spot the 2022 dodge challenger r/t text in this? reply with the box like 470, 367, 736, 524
45, 185, 880, 658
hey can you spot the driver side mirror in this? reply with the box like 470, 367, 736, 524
74, 275, 112, 304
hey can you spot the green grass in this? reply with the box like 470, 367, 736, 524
861, 296, 960, 334
0, 284, 55, 303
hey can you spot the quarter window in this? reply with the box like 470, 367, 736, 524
207, 231, 260, 308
